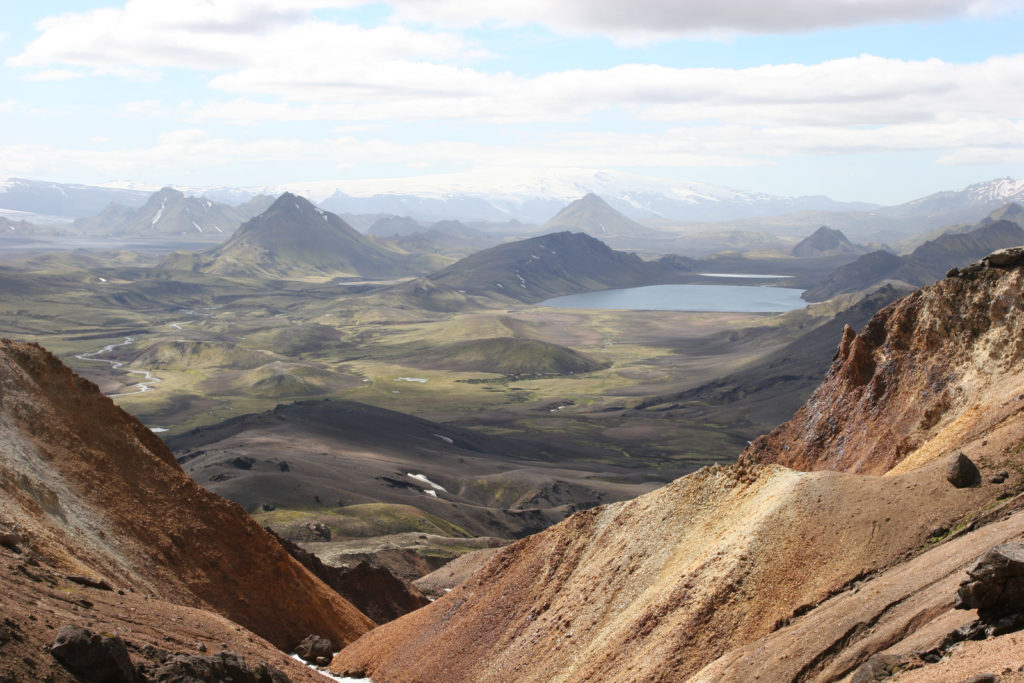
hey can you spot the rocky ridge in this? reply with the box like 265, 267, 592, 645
746, 247, 1024, 475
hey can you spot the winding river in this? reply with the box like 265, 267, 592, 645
74, 336, 163, 397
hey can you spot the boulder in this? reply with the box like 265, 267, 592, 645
955, 543, 1024, 613
0, 532, 21, 550
945, 452, 981, 488
150, 652, 289, 683
984, 246, 1024, 268
49, 624, 137, 682
850, 653, 923, 682
293, 634, 334, 663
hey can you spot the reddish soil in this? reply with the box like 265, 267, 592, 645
0, 339, 375, 680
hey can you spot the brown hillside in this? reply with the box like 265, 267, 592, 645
745, 250, 1024, 474
0, 339, 374, 653
332, 251, 1024, 682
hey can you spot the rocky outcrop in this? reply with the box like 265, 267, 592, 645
956, 543, 1024, 613
148, 652, 289, 682
268, 529, 430, 624
50, 625, 137, 683
744, 253, 1024, 474
0, 340, 373, 655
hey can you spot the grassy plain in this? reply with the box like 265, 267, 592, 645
0, 254, 831, 474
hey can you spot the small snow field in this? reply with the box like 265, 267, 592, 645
407, 473, 447, 492
288, 654, 374, 682
395, 377, 427, 383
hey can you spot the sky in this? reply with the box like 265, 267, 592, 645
2, 0, 1024, 205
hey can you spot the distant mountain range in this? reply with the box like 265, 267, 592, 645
73, 187, 273, 237
6, 174, 1024, 254
185, 193, 420, 279
803, 205, 1024, 301
0, 177, 150, 219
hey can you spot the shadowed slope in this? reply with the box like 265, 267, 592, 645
426, 231, 695, 303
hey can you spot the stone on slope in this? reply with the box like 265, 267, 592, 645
50, 625, 137, 683
149, 651, 290, 683
946, 453, 981, 488
294, 634, 334, 663
955, 543, 1024, 613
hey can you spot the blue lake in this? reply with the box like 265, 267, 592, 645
540, 284, 807, 313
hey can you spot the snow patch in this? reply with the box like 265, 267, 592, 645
212, 223, 223, 233
151, 197, 166, 225
288, 653, 373, 682
424, 489, 438, 497
434, 434, 454, 444
148, 427, 169, 433
191, 221, 204, 233
395, 377, 428, 383
97, 276, 107, 282
408, 473, 447, 492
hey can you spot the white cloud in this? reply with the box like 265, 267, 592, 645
385, 0, 1024, 39
10, 1, 473, 73
23, 69, 86, 82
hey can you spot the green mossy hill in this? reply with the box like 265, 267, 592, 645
414, 337, 607, 376
202, 193, 418, 279
426, 231, 695, 303
229, 363, 344, 399
130, 340, 274, 370
254, 502, 471, 540
243, 323, 344, 355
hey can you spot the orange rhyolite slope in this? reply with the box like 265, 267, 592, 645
0, 340, 374, 655
332, 250, 1024, 682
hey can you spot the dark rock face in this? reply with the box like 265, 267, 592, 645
850, 652, 924, 682
955, 543, 1024, 613
149, 652, 290, 683
294, 634, 334, 663
946, 452, 981, 488
266, 528, 430, 625
49, 624, 137, 682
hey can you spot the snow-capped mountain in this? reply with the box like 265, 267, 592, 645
881, 178, 1024, 222
268, 168, 877, 224
0, 177, 150, 219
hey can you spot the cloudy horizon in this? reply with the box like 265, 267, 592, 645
2, 0, 1024, 204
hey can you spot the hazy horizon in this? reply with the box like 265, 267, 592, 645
2, 1, 1024, 205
